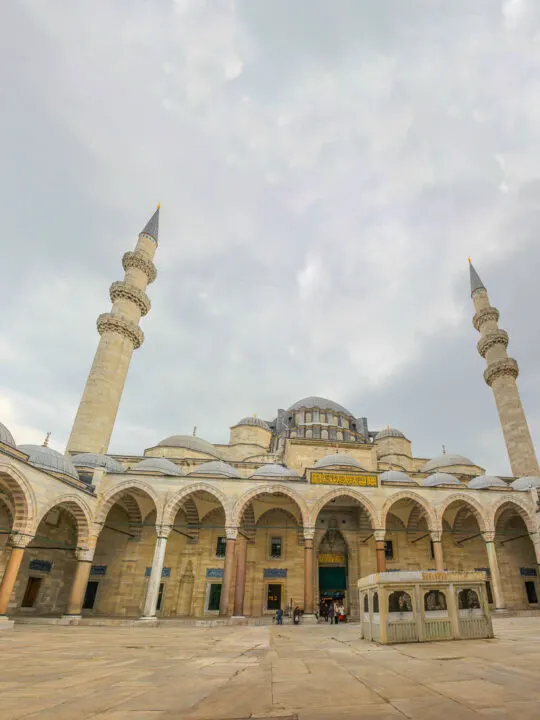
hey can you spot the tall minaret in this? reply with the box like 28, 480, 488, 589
470, 260, 539, 477
66, 207, 159, 455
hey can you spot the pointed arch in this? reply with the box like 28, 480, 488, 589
95, 479, 160, 528
0, 462, 37, 535
437, 493, 488, 532
231, 484, 309, 528
164, 483, 230, 527
256, 506, 304, 545
240, 502, 256, 542
36, 494, 94, 549
309, 488, 379, 529
492, 496, 536, 535
381, 491, 437, 532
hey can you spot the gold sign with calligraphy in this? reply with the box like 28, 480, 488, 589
319, 553, 346, 565
311, 472, 378, 488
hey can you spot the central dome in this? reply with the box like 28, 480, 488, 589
288, 396, 354, 417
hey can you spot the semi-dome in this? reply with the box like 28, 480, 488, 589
288, 396, 354, 417
71, 453, 125, 474
19, 445, 79, 481
189, 461, 240, 478
375, 428, 406, 441
468, 475, 507, 489
155, 435, 220, 458
423, 472, 462, 487
511, 476, 540, 491
233, 417, 271, 431
421, 454, 475, 472
249, 463, 300, 480
0, 422, 16, 448
132, 457, 185, 476
380, 470, 418, 485
314, 453, 364, 470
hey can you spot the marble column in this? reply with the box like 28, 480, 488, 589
233, 534, 248, 617
64, 548, 95, 616
484, 531, 505, 610
0, 534, 31, 618
431, 531, 445, 572
304, 538, 314, 614
374, 530, 386, 573
219, 529, 237, 616
141, 528, 169, 618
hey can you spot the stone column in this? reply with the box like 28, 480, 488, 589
233, 534, 248, 617
64, 548, 95, 617
484, 531, 505, 610
374, 530, 386, 573
304, 528, 315, 616
0, 534, 31, 621
431, 530, 445, 572
141, 527, 169, 619
219, 528, 237, 616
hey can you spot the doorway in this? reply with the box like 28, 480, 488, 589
21, 577, 42, 608
318, 528, 348, 607
83, 581, 99, 610
267, 584, 282, 611
208, 583, 222, 611
156, 583, 165, 612
525, 581, 538, 604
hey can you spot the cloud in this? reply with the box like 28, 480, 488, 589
1, 1, 540, 476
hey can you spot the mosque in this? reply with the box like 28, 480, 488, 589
1, 207, 539, 626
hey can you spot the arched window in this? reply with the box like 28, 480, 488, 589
424, 590, 447, 611
363, 594, 369, 613
389, 591, 412, 613
373, 592, 379, 613
458, 588, 480, 610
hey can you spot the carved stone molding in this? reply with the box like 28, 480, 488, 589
9, 532, 32, 549
75, 547, 96, 562
303, 526, 316, 541
97, 313, 144, 349
430, 530, 442, 543
483, 531, 496, 543
473, 306, 500, 332
373, 529, 387, 542
109, 281, 151, 316
477, 329, 509, 358
225, 526, 239, 540
122, 251, 157, 284
484, 357, 519, 386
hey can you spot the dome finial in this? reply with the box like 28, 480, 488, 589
43, 431, 51, 448
442, 444, 446, 454
140, 205, 160, 243
192, 426, 197, 437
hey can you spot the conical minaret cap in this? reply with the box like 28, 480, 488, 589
468, 259, 485, 296
140, 205, 160, 243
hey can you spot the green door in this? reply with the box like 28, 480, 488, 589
319, 567, 346, 595
208, 583, 222, 611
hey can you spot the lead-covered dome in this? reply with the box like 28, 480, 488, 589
380, 470, 418, 485
314, 453, 365, 470
132, 458, 185, 476
288, 396, 354, 416
375, 428, 406, 441
423, 472, 462, 487
249, 464, 300, 480
511, 476, 540, 491
71, 453, 125, 474
0, 422, 16, 448
233, 417, 271, 431
19, 445, 79, 481
155, 435, 220, 458
468, 475, 507, 489
189, 461, 240, 478
421, 454, 475, 472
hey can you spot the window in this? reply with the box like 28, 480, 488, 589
270, 537, 282, 559
363, 594, 369, 613
82, 581, 99, 610
372, 592, 379, 613
384, 541, 394, 560
21, 577, 41, 608
267, 584, 282, 610
485, 581, 493, 605
208, 583, 222, 611
525, 581, 538, 604
216, 537, 227, 558
389, 591, 412, 612
458, 588, 480, 610
156, 583, 165, 611
424, 590, 447, 611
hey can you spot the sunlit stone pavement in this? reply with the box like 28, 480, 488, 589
1, 617, 540, 719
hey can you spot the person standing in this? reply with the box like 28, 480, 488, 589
334, 601, 339, 624
293, 606, 301, 625
328, 601, 335, 624
276, 607, 283, 625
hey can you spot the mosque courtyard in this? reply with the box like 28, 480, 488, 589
0, 617, 539, 720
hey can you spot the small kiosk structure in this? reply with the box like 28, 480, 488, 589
358, 571, 493, 644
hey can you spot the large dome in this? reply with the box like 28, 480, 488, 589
155, 435, 220, 458
188, 461, 240, 478
0, 422, 16, 448
423, 472, 462, 487
288, 396, 354, 417
375, 428, 406, 441
249, 464, 300, 480
71, 453, 125, 474
421, 454, 475, 472
233, 417, 271, 431
314, 453, 365, 470
132, 458, 185, 476
19, 445, 79, 481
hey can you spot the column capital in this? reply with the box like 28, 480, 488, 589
9, 532, 33, 549
483, 531, 496, 543
75, 547, 96, 562
155, 525, 171, 539
303, 526, 316, 541
225, 526, 239, 540
430, 530, 443, 543
374, 529, 386, 543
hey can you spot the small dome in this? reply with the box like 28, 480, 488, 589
423, 472, 462, 487
375, 428, 406, 441
155, 435, 220, 458
468, 475, 507, 489
380, 470, 418, 485
314, 453, 365, 470
288, 396, 354, 417
233, 417, 271, 431
71, 453, 125, 473
511, 476, 540, 491
132, 458, 185, 477
421, 454, 475, 472
249, 463, 300, 480
189, 461, 240, 478
0, 422, 16, 448
19, 445, 79, 481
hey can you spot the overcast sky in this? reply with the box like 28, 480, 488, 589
2, 0, 540, 475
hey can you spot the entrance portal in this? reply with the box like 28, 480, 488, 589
318, 528, 348, 607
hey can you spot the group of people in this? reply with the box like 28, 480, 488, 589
319, 599, 346, 624
275, 606, 303, 625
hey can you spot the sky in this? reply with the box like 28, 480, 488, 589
2, 0, 540, 475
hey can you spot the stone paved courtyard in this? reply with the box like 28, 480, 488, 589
1, 617, 540, 719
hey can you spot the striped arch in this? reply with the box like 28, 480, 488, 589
36, 494, 94, 549
436, 493, 488, 533
232, 484, 309, 529
492, 496, 536, 535
0, 494, 14, 529
0, 463, 37, 535
381, 491, 437, 532
240, 502, 256, 542
95, 480, 160, 529
164, 483, 230, 528
310, 488, 379, 529
256, 506, 304, 545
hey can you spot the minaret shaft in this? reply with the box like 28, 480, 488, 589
66, 213, 158, 455
471, 270, 539, 477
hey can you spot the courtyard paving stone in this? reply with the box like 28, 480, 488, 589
0, 617, 540, 719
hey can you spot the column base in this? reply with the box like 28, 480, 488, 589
230, 615, 247, 625
59, 614, 82, 625
301, 613, 317, 624
135, 616, 159, 626
0, 615, 14, 630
